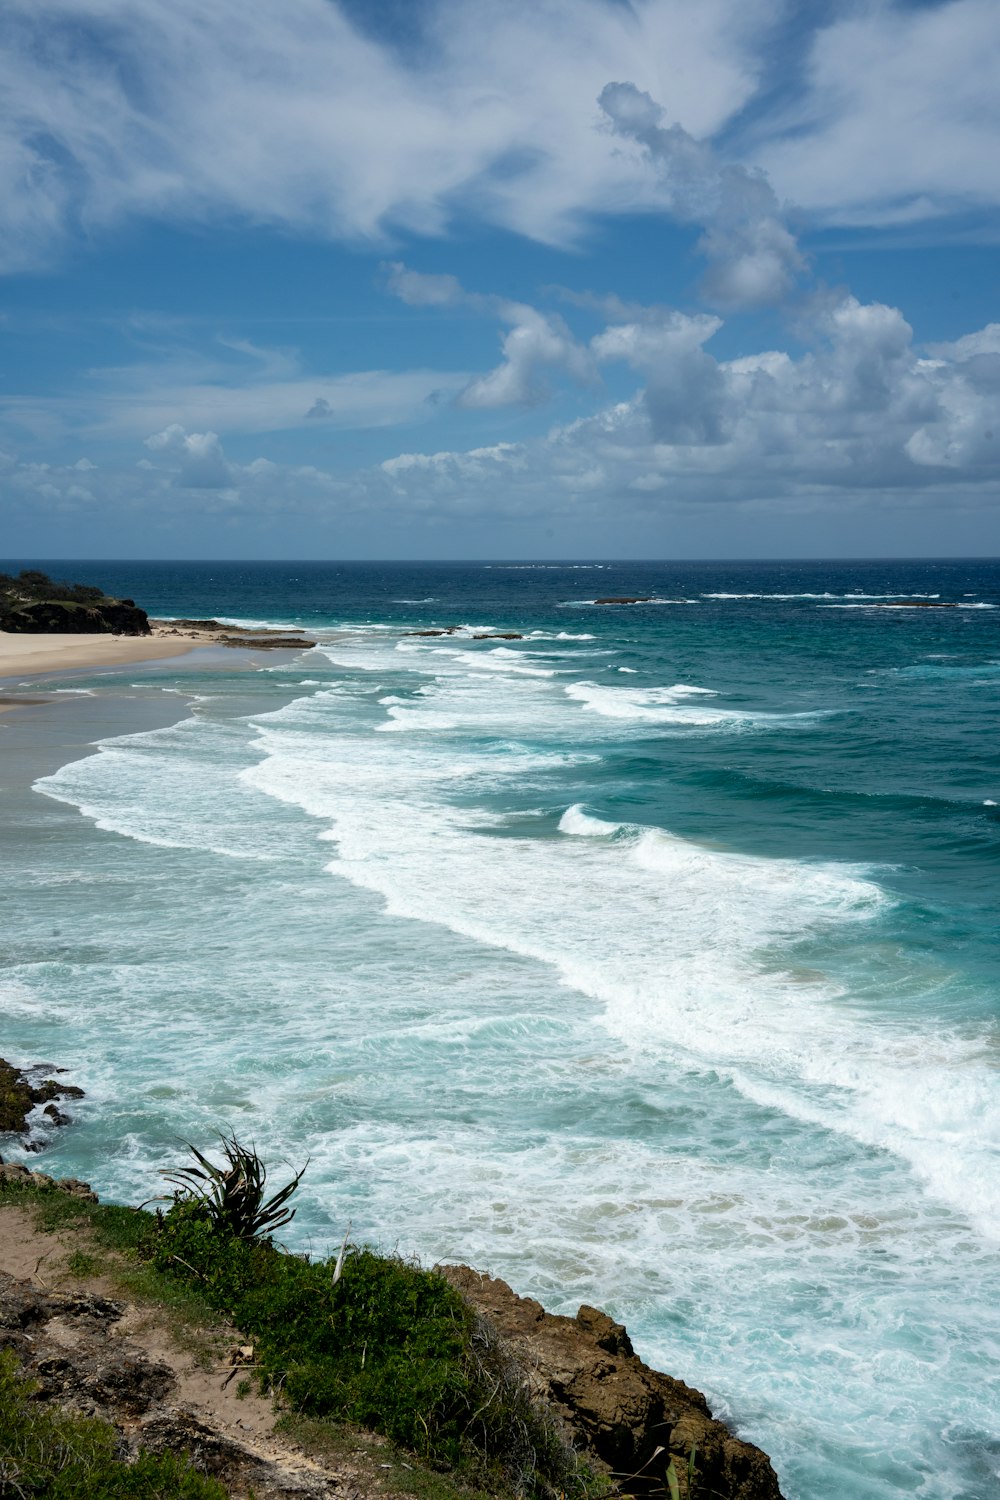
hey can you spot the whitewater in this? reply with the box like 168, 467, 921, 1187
2, 558, 998, 1500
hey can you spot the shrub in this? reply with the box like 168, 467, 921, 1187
151, 1196, 584, 1497
161, 1133, 307, 1242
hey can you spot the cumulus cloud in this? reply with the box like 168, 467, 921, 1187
591, 308, 727, 441
459, 304, 596, 408
599, 81, 804, 307
385, 263, 596, 408
6, 305, 999, 534
144, 424, 233, 488
385, 301, 1000, 504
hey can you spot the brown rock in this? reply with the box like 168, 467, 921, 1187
217, 635, 318, 651
0, 1058, 84, 1136
593, 597, 654, 606
472, 633, 524, 640
440, 1266, 783, 1500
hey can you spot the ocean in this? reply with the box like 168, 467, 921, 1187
1, 558, 998, 1500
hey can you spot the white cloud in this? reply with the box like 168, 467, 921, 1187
926, 324, 1000, 361
5, 305, 999, 533
0, 337, 469, 443
599, 81, 804, 307
0, 0, 765, 270
1, 1, 996, 279
751, 0, 1000, 228
383, 262, 470, 308
368, 300, 1000, 507
459, 303, 596, 408
144, 424, 233, 488
385, 263, 597, 408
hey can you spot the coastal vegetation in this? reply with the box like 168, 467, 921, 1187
0, 1141, 782, 1500
149, 1138, 587, 1500
0, 1350, 225, 1499
0, 1157, 590, 1500
0, 569, 150, 635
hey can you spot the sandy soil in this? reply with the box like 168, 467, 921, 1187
0, 1200, 382, 1497
1, 623, 318, 685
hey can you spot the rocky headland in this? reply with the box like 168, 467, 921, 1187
441, 1268, 781, 1500
0, 569, 152, 636
0, 1151, 784, 1500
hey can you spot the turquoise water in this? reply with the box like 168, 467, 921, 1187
2, 560, 999, 1499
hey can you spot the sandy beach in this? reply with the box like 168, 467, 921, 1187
0, 630, 199, 682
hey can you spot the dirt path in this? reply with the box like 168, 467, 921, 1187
0, 1201, 399, 1499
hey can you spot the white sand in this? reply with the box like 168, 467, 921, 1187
0, 631, 198, 680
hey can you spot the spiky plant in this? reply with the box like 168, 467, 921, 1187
162, 1132, 307, 1242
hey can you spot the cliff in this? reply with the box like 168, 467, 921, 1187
0, 1070, 784, 1500
442, 1267, 781, 1500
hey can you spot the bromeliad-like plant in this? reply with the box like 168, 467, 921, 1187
162, 1132, 308, 1242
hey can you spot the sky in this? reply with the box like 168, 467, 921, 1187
2, 0, 999, 559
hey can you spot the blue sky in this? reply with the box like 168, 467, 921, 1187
2, 0, 999, 558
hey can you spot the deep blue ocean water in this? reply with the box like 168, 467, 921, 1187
2, 558, 999, 1499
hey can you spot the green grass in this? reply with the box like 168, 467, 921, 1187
152, 1200, 586, 1497
0, 1177, 597, 1499
0, 1349, 226, 1499
275, 1412, 502, 1500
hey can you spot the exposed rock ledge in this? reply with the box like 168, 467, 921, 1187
0, 1269, 349, 1498
150, 619, 318, 651
441, 1266, 782, 1500
0, 1056, 85, 1143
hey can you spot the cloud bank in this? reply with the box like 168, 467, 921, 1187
6, 301, 998, 534
3, 1, 1000, 272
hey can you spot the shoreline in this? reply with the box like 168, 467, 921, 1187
0, 620, 320, 693
0, 629, 200, 682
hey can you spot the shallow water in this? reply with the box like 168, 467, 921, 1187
2, 559, 999, 1499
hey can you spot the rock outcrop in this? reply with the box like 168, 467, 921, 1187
441, 1266, 783, 1500
2, 598, 151, 634
0, 1057, 84, 1140
404, 628, 526, 640
0, 1160, 98, 1201
217, 635, 319, 651
151, 621, 317, 651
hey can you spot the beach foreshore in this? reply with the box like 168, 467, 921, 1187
0, 621, 318, 689
0, 629, 199, 682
